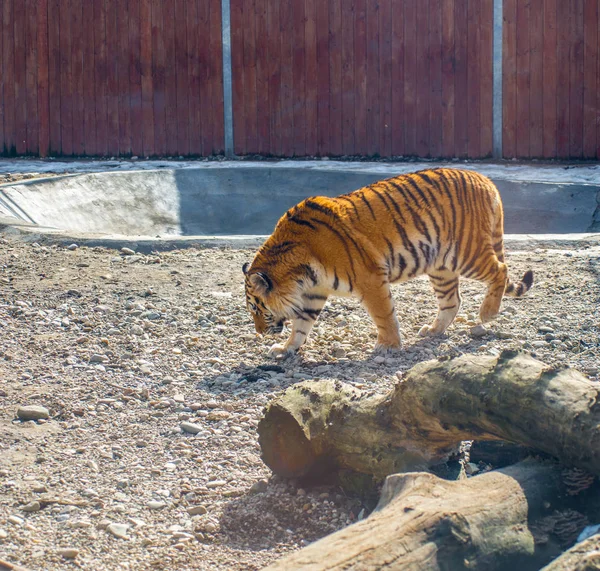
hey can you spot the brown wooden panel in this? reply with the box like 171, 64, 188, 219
341, 0, 355, 156
82, 0, 97, 155
291, 0, 306, 156
315, 0, 330, 155
199, 0, 214, 155
47, 0, 61, 154
429, 0, 442, 158
583, 0, 598, 157
453, 0, 468, 158
556, 0, 570, 157
128, 0, 142, 156
569, 0, 584, 158
94, 0, 109, 156
379, 0, 392, 156
542, 0, 557, 158
267, 0, 282, 155
230, 0, 245, 154
441, 0, 455, 158
25, 0, 39, 154
304, 0, 318, 156
117, 0, 132, 156
354, 0, 368, 156
515, 0, 530, 157
502, 0, 517, 158
1, 0, 15, 154
173, 0, 188, 155
139, 0, 154, 156
71, 0, 84, 156
13, 0, 27, 155
255, 0, 269, 155
479, 0, 493, 157
0, 1, 3, 152
244, 0, 258, 153
529, 0, 544, 157
467, 0, 480, 158
328, 0, 342, 155
415, 0, 430, 157
185, 0, 200, 155
209, 0, 224, 154
390, 0, 404, 156
59, 0, 73, 155
151, 0, 166, 156
402, 0, 415, 155
37, 0, 50, 157
597, 0, 600, 159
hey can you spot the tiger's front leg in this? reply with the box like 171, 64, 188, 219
268, 297, 327, 359
360, 280, 402, 352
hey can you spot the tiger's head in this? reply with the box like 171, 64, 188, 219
242, 262, 288, 335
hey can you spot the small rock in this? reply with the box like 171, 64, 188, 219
469, 324, 487, 338
67, 244, 79, 250
206, 480, 227, 489
0, 529, 7, 539
180, 421, 203, 435
57, 548, 80, 559
107, 523, 130, 539
249, 480, 268, 494
8, 515, 24, 525
186, 505, 208, 516
22, 501, 41, 513
121, 247, 136, 256
538, 326, 555, 334
147, 501, 167, 510
17, 405, 50, 421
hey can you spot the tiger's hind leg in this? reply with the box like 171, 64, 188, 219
419, 273, 461, 337
473, 255, 509, 323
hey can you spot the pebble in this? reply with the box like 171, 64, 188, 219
107, 523, 130, 539
22, 501, 41, 513
469, 324, 487, 338
186, 505, 208, 516
249, 480, 268, 494
67, 244, 79, 250
147, 501, 167, 510
538, 326, 555, 334
180, 421, 203, 435
8, 515, 24, 525
120, 247, 136, 256
206, 480, 227, 489
57, 548, 80, 559
17, 405, 50, 421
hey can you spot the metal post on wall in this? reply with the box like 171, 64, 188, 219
493, 0, 503, 159
221, 0, 234, 157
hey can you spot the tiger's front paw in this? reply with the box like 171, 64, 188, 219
268, 343, 295, 360
374, 340, 402, 356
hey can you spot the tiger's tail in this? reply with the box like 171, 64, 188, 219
491, 195, 534, 298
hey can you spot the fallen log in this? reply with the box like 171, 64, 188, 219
540, 532, 600, 570
264, 460, 569, 571
258, 351, 600, 481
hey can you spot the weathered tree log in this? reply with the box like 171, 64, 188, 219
540, 533, 600, 570
258, 351, 600, 481
264, 460, 570, 571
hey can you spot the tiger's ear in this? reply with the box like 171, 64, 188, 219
242, 262, 250, 275
249, 272, 273, 295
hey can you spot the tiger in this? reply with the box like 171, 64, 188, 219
243, 168, 533, 359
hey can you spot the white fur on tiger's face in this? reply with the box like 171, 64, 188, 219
243, 168, 533, 359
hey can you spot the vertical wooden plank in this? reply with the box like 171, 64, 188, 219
479, 0, 493, 158
354, 0, 367, 156
0, 0, 4, 153
556, 0, 570, 157
209, 0, 224, 154
542, 0, 557, 158
328, 0, 343, 155
429, 0, 443, 158
379, 0, 392, 156
582, 0, 598, 158
230, 0, 245, 154
198, 0, 213, 155
502, 0, 517, 158
292, 0, 306, 156
402, 0, 416, 156
267, 0, 282, 155
151, 0, 166, 156
415, 0, 430, 157
37, 0, 50, 157
13, 0, 27, 155
528, 0, 543, 157
305, 0, 318, 156
71, 0, 84, 155
128, 0, 142, 156
117, 0, 132, 156
95, 0, 109, 156
47, 0, 60, 154
243, 0, 257, 153
597, 0, 600, 159
59, 0, 73, 155
515, 0, 530, 157
25, 0, 39, 155
315, 0, 330, 155
441, 0, 455, 158
82, 0, 96, 155
185, 0, 200, 155
569, 0, 584, 158
255, 0, 270, 154
453, 0, 468, 158
279, 0, 293, 156
466, 0, 480, 158
139, 0, 154, 156
2, 0, 15, 154
341, 0, 356, 155
365, 0, 380, 155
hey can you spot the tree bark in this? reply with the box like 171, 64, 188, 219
540, 533, 600, 570
258, 351, 600, 481
264, 460, 568, 571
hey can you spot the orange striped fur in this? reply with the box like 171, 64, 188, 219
243, 168, 533, 358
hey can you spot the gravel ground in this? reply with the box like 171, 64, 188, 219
0, 231, 599, 570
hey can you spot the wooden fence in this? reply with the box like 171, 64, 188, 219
0, 0, 224, 157
0, 0, 598, 159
